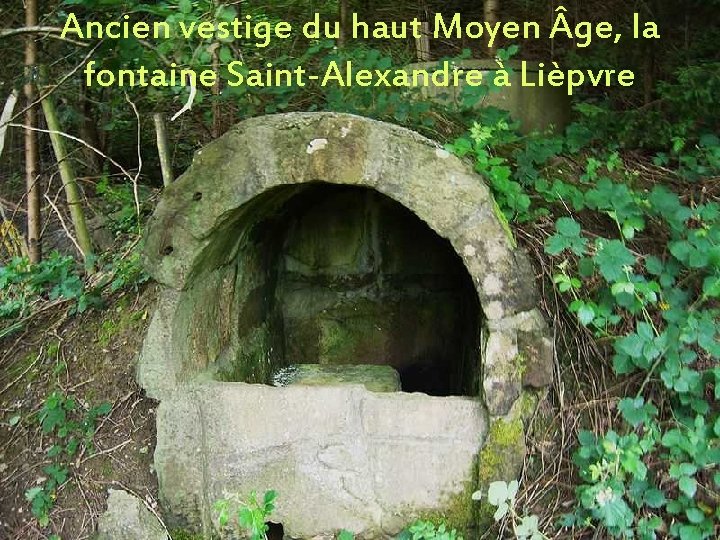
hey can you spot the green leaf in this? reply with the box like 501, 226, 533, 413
678, 476, 697, 498
545, 217, 587, 256
595, 493, 633, 533
577, 303, 596, 326
685, 507, 705, 524
678, 524, 704, 540
594, 240, 636, 282
487, 481, 509, 505
493, 501, 509, 521
618, 397, 657, 427
643, 488, 666, 509
179, 0, 193, 14
25, 486, 43, 502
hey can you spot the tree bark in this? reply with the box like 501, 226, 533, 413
24, 0, 41, 263
484, 0, 499, 56
40, 77, 94, 266
338, 0, 349, 47
79, 84, 102, 174
153, 113, 174, 187
415, 0, 431, 61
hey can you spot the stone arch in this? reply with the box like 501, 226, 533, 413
141, 113, 552, 410
138, 112, 553, 537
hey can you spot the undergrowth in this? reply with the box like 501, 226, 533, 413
446, 60, 719, 539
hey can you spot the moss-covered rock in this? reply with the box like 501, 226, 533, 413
476, 417, 526, 527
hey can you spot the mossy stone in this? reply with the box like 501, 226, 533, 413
273, 363, 401, 392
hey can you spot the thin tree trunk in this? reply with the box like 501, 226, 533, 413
211, 0, 221, 137
40, 79, 94, 266
24, 0, 41, 263
153, 113, 174, 187
484, 0, 499, 56
79, 84, 102, 174
415, 0, 431, 61
338, 0, 349, 47
211, 45, 221, 138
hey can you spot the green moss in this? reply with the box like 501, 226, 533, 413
491, 198, 517, 249
215, 324, 274, 384
6, 350, 41, 385
476, 417, 525, 527
415, 475, 478, 535
97, 300, 143, 347
318, 304, 387, 365
512, 353, 528, 378
518, 390, 540, 418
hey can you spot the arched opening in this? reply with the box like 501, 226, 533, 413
209, 183, 481, 396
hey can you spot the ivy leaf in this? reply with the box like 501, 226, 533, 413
594, 240, 636, 282
545, 217, 587, 256
618, 397, 657, 427
595, 494, 633, 534
678, 476, 697, 498
643, 488, 666, 509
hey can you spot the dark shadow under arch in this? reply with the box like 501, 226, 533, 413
210, 183, 481, 396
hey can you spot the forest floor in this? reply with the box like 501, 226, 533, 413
0, 285, 159, 540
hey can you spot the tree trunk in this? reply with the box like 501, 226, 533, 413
338, 0, 349, 47
79, 84, 102, 174
415, 1, 431, 61
153, 113, 174, 187
484, 0, 499, 56
24, 0, 41, 263
40, 79, 94, 267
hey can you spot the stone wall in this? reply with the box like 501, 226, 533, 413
276, 185, 480, 395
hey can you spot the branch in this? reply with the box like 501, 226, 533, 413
7, 122, 136, 184
0, 40, 103, 131
0, 26, 62, 38
0, 26, 89, 47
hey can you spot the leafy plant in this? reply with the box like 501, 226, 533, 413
26, 390, 111, 527
0, 252, 100, 328
214, 490, 277, 540
541, 149, 719, 538
473, 481, 547, 540
399, 520, 463, 540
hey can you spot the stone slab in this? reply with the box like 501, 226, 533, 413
155, 383, 486, 538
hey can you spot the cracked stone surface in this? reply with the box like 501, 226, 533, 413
155, 383, 485, 538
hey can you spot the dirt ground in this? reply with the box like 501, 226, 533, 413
0, 285, 159, 540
